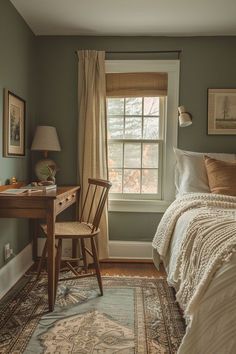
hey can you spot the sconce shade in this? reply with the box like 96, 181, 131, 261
178, 106, 192, 127
31, 126, 61, 151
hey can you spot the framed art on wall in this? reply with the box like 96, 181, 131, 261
3, 89, 25, 157
208, 88, 236, 135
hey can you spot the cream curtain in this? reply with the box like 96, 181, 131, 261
77, 50, 109, 260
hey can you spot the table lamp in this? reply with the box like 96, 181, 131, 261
31, 126, 61, 183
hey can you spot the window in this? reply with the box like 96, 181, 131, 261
107, 96, 165, 200
106, 60, 179, 212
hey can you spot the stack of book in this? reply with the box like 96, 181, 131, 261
23, 184, 57, 191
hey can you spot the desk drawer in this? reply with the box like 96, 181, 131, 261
56, 191, 77, 214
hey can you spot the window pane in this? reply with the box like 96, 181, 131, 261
124, 143, 141, 168
124, 169, 140, 193
108, 143, 123, 168
109, 169, 122, 193
143, 117, 159, 139
107, 98, 124, 115
142, 169, 158, 193
142, 143, 159, 168
144, 97, 159, 116
125, 117, 142, 139
107, 95, 164, 197
125, 97, 142, 115
108, 117, 124, 139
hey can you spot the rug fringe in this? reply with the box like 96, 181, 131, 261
101, 274, 166, 279
26, 271, 165, 280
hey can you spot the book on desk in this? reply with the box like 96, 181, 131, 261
0, 188, 40, 195
0, 184, 57, 195
22, 184, 57, 191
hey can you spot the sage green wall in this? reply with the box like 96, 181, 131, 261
1, 5, 235, 270
35, 36, 236, 242
0, 0, 36, 267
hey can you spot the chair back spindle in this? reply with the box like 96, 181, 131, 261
79, 178, 112, 232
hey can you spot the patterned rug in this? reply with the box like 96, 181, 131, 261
0, 273, 185, 353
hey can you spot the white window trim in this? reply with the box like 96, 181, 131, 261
106, 60, 180, 213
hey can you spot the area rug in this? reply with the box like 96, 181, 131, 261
0, 273, 185, 353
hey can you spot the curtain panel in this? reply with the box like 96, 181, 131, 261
77, 50, 109, 260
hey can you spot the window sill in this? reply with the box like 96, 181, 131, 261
108, 198, 171, 213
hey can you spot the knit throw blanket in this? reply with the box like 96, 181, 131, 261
152, 193, 236, 317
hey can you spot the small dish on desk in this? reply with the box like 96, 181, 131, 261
32, 181, 54, 187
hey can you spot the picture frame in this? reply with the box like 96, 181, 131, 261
3, 89, 26, 157
208, 88, 236, 135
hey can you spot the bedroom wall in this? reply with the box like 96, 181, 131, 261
35, 36, 236, 242
0, 0, 36, 268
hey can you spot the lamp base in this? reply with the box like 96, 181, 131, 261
35, 159, 58, 181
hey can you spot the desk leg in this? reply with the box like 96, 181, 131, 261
47, 200, 56, 312
32, 220, 39, 261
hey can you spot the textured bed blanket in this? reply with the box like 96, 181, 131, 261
152, 193, 236, 317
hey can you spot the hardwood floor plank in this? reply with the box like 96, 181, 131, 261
100, 261, 165, 277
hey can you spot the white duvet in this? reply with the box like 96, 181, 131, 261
153, 196, 236, 354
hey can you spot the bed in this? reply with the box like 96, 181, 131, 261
152, 149, 236, 354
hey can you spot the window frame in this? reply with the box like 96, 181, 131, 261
105, 60, 180, 213
107, 96, 165, 200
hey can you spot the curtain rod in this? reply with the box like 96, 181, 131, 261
75, 50, 182, 55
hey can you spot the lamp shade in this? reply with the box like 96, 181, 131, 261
178, 106, 192, 127
31, 126, 61, 152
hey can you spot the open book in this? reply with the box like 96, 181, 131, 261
0, 188, 41, 195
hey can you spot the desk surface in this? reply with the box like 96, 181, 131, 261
0, 186, 79, 200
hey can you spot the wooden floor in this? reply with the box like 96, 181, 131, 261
32, 259, 165, 278
100, 261, 165, 277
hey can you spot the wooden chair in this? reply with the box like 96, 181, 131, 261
37, 178, 112, 296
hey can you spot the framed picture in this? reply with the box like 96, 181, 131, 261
208, 88, 236, 135
3, 89, 25, 157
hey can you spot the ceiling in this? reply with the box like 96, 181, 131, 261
10, 0, 236, 36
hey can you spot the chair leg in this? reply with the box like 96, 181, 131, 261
72, 239, 78, 258
80, 238, 88, 271
72, 239, 80, 268
55, 238, 62, 301
36, 239, 48, 280
90, 237, 103, 296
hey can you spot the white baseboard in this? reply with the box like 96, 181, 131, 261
0, 243, 33, 300
38, 239, 153, 260
109, 241, 152, 259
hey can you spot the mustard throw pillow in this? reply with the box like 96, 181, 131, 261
204, 156, 236, 196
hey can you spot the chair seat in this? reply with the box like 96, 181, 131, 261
41, 222, 100, 238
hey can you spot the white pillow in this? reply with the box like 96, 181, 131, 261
174, 148, 236, 196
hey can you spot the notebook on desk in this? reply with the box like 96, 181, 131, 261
0, 188, 41, 195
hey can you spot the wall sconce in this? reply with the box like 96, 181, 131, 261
178, 106, 192, 127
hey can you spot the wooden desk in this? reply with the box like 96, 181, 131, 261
0, 186, 80, 311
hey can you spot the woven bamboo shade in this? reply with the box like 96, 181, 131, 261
106, 72, 168, 97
